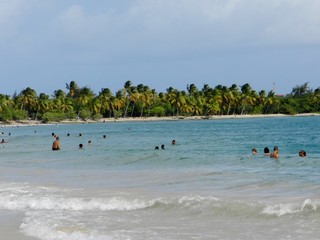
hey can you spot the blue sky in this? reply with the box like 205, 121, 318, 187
1, 0, 319, 96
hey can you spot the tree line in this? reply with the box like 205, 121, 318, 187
0, 81, 319, 122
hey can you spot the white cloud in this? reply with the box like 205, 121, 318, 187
1, 0, 320, 62
49, 0, 320, 53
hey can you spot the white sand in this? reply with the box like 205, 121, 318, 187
1, 113, 319, 127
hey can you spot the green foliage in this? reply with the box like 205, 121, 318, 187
150, 106, 166, 117
92, 113, 103, 120
113, 110, 122, 119
79, 109, 92, 120
0, 108, 29, 121
65, 111, 77, 119
1, 81, 319, 122
41, 111, 67, 123
0, 107, 13, 121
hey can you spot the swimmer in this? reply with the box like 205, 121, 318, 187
155, 146, 159, 150
52, 136, 60, 151
79, 143, 84, 149
172, 140, 176, 145
0, 139, 7, 144
103, 135, 106, 139
263, 147, 270, 156
251, 148, 257, 155
299, 150, 306, 157
270, 146, 279, 159
161, 144, 165, 150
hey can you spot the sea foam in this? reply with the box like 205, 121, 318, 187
262, 199, 320, 216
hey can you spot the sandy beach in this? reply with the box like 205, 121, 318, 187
1, 113, 319, 127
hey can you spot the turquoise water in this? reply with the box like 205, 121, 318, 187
0, 116, 320, 240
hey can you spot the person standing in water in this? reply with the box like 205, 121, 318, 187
52, 136, 61, 151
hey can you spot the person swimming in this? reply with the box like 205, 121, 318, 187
263, 147, 270, 156
161, 144, 165, 150
270, 146, 279, 159
251, 148, 257, 155
172, 140, 176, 145
79, 143, 84, 149
299, 150, 306, 157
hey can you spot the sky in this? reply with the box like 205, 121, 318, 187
0, 0, 320, 96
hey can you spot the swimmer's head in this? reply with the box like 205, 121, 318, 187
299, 150, 306, 157
251, 148, 257, 154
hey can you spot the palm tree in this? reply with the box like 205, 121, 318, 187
0, 94, 12, 112
17, 87, 37, 117
98, 88, 113, 117
123, 80, 132, 117
229, 84, 240, 115
35, 93, 50, 118
66, 81, 79, 98
239, 83, 257, 115
75, 87, 95, 117
206, 89, 222, 115
129, 88, 140, 117
90, 97, 101, 115
138, 85, 153, 117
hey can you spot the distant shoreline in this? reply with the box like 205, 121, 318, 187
1, 113, 319, 127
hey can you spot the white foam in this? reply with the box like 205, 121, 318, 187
262, 199, 320, 216
178, 195, 220, 204
21, 218, 116, 240
0, 182, 158, 212
0, 193, 154, 212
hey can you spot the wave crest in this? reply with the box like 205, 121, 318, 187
262, 199, 320, 216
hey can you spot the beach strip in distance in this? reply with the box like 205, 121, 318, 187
1, 113, 320, 127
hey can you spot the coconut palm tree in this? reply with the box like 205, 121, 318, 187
35, 93, 50, 118
66, 81, 79, 98
98, 88, 113, 117
17, 87, 37, 117
123, 80, 132, 117
75, 87, 95, 117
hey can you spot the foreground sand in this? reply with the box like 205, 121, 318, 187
1, 113, 319, 127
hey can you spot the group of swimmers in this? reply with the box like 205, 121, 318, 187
154, 140, 176, 150
51, 132, 98, 150
251, 146, 307, 158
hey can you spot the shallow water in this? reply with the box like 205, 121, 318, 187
1, 116, 320, 239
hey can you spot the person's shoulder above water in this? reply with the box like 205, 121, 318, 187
270, 146, 279, 159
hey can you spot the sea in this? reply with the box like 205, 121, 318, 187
0, 116, 320, 240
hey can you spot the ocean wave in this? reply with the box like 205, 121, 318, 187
0, 183, 223, 213
262, 199, 320, 216
0, 193, 154, 212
